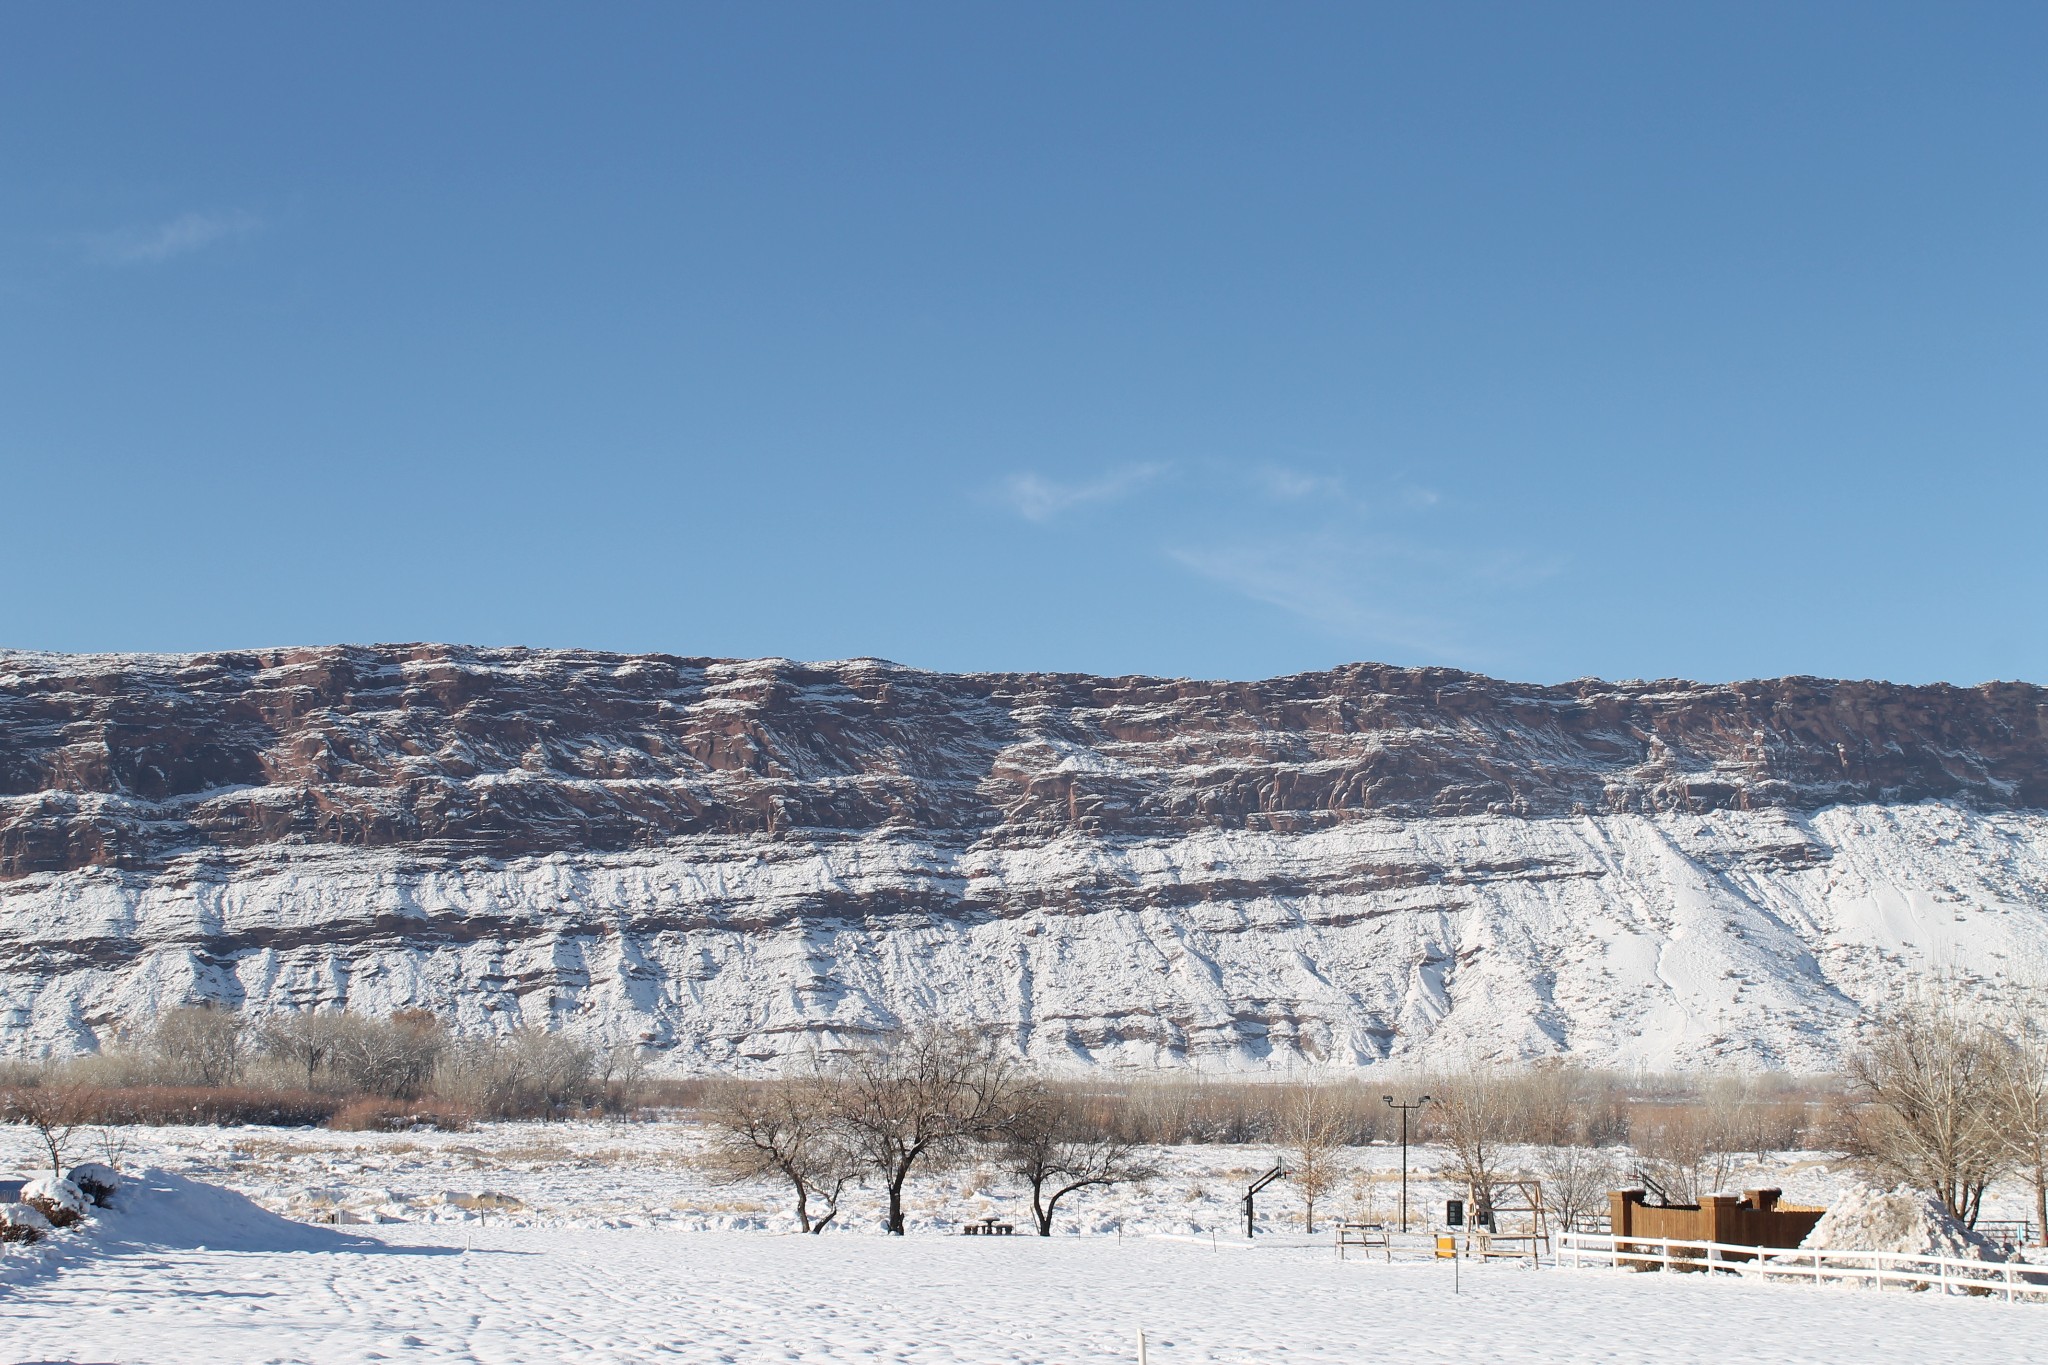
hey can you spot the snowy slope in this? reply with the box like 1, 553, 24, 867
4, 801, 2045, 1071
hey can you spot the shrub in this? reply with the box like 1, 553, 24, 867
66, 1163, 120, 1208
0, 1202, 52, 1244
59, 1085, 343, 1127
21, 1176, 88, 1229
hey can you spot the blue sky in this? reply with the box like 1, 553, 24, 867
3, 3, 2044, 685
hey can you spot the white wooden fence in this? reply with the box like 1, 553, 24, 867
1557, 1231, 2048, 1305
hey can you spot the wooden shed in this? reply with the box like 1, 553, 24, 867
1609, 1187, 1824, 1255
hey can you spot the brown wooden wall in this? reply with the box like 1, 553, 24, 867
1608, 1189, 1823, 1254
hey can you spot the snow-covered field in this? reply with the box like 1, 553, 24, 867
8, 1121, 2048, 1362
4, 1164, 2046, 1365
8, 1120, 1899, 1237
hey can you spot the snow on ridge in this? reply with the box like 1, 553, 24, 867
4, 800, 2044, 1075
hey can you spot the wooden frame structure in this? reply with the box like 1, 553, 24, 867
1335, 1221, 1391, 1261
1462, 1179, 1549, 1265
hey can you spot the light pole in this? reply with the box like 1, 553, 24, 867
1383, 1094, 1431, 1232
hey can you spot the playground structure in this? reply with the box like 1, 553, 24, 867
1241, 1166, 1285, 1237
1455, 1179, 1550, 1266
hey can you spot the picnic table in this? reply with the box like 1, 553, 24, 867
962, 1216, 1015, 1235
1336, 1222, 1391, 1261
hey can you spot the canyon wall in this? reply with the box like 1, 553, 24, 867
3, 645, 2044, 1070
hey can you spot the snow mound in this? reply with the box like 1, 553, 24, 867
91, 1168, 386, 1254
1799, 1184, 2008, 1263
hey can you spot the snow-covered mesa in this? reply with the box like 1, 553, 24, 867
5, 647, 2048, 1070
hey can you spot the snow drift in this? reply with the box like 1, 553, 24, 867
1800, 1183, 2011, 1263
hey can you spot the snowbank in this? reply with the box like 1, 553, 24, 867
4, 1166, 387, 1289
86, 1168, 384, 1254
1799, 1184, 2010, 1263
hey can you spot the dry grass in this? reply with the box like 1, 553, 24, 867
442, 1192, 525, 1212
2, 1083, 343, 1128
327, 1098, 474, 1132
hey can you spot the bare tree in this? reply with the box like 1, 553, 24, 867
1536, 1143, 1620, 1232
441, 1026, 596, 1117
1276, 1085, 1347, 1233
257, 1010, 349, 1089
597, 1042, 650, 1115
1847, 986, 2011, 1227
830, 1025, 1026, 1235
1432, 1068, 1515, 1217
705, 1076, 853, 1233
1631, 1104, 1743, 1206
151, 1004, 246, 1087
1997, 1004, 2048, 1245
328, 1010, 448, 1101
1, 1080, 83, 1178
1001, 1087, 1154, 1236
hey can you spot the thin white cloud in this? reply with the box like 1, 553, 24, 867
1252, 464, 1347, 502
997, 462, 1169, 523
87, 210, 263, 265
987, 453, 1532, 662
1167, 535, 1471, 659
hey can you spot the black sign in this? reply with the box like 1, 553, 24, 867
1445, 1198, 1464, 1227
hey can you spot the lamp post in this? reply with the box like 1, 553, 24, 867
1383, 1094, 1432, 1232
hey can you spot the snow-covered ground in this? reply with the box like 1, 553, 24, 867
9, 1120, 1924, 1237
3, 1166, 2045, 1365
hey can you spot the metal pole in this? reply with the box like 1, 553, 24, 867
1400, 1105, 1409, 1232
1383, 1094, 1431, 1234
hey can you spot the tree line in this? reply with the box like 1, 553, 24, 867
702, 1026, 1153, 1235
0, 1004, 659, 1138
5, 982, 2044, 1242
